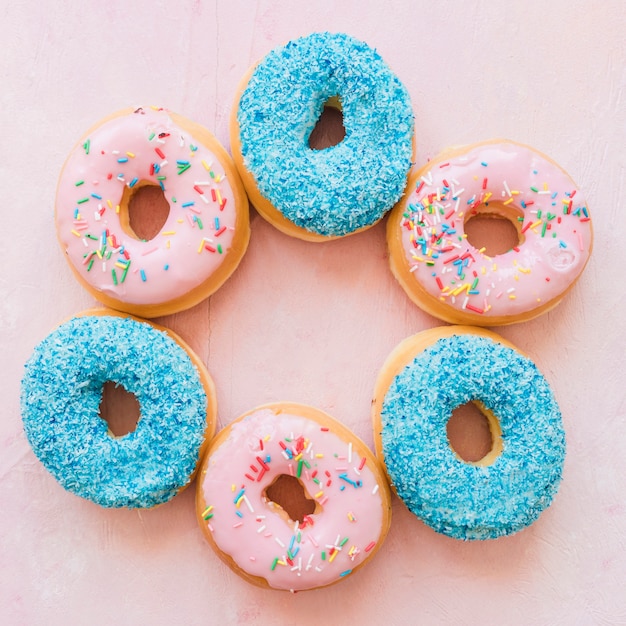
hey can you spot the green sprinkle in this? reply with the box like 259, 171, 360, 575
217, 244, 223, 254
86, 234, 98, 240
177, 163, 191, 175
530, 186, 539, 192
148, 132, 155, 141
271, 557, 279, 571
112, 269, 118, 286
77, 197, 89, 204
87, 258, 94, 272
196, 217, 203, 229
83, 139, 90, 154
537, 210, 542, 219
541, 221, 548, 237
297, 459, 303, 478
321, 551, 326, 561
339, 537, 349, 547
75, 180, 84, 187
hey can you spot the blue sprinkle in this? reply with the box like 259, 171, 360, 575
140, 269, 146, 282
182, 202, 195, 208
129, 177, 139, 188
163, 264, 169, 270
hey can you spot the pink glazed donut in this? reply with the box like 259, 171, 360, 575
196, 403, 391, 592
387, 139, 593, 325
55, 106, 250, 318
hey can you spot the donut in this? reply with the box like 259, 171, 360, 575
230, 32, 414, 241
55, 106, 250, 318
20, 309, 216, 508
196, 403, 391, 591
387, 139, 593, 325
372, 326, 565, 540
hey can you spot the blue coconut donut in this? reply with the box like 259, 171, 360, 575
21, 310, 216, 509
230, 31, 414, 241
372, 326, 566, 540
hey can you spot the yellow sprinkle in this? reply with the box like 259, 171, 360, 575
107, 200, 112, 209
231, 484, 236, 492
202, 159, 212, 171
514, 274, 519, 281
518, 267, 531, 274
509, 294, 517, 299
277, 560, 286, 566
492, 263, 498, 271
329, 550, 339, 563
503, 197, 514, 205
315, 453, 324, 458
543, 182, 548, 191
314, 491, 324, 499
236, 496, 244, 508
202, 505, 213, 516
115, 262, 128, 270
166, 240, 171, 249
115, 204, 120, 214
162, 231, 176, 236
481, 266, 486, 275
216, 189, 223, 205
483, 192, 492, 202
530, 220, 543, 229
126, 151, 135, 158
197, 240, 204, 253
71, 229, 81, 237
512, 190, 520, 195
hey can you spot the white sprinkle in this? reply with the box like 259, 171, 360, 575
503, 180, 512, 197
243, 495, 254, 513
306, 554, 314, 571
256, 525, 266, 534
275, 537, 285, 548
372, 484, 379, 495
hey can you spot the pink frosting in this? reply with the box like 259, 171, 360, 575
55, 106, 239, 306
399, 141, 592, 318
199, 408, 386, 592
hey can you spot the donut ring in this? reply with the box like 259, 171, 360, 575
372, 326, 565, 540
196, 403, 392, 591
55, 106, 250, 318
231, 32, 414, 241
387, 139, 593, 325
21, 309, 216, 508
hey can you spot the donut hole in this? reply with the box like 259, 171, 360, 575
308, 96, 346, 150
464, 203, 524, 256
263, 474, 320, 524
446, 401, 503, 466
99, 381, 141, 437
120, 182, 170, 241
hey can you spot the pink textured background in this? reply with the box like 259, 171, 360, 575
2, 1, 625, 624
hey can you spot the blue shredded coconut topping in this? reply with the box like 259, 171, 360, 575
21, 315, 208, 509
237, 32, 414, 236
380, 334, 565, 540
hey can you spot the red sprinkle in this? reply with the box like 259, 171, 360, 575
193, 184, 204, 195
466, 304, 484, 314
155, 147, 166, 159
215, 226, 227, 237
358, 457, 367, 470
364, 541, 376, 552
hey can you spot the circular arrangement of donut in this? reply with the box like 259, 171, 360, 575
21, 31, 592, 591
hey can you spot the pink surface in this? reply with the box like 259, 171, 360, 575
2, 1, 625, 624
